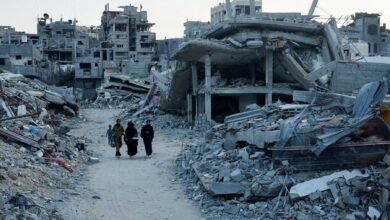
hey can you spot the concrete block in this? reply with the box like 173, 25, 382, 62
230, 169, 244, 182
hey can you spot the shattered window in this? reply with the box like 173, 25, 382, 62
0, 58, 5, 65
15, 55, 22, 60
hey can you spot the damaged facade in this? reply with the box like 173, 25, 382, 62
164, 0, 390, 126
99, 4, 156, 77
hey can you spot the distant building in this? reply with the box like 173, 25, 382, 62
211, 0, 262, 25
74, 57, 103, 99
340, 13, 390, 56
99, 4, 156, 77
184, 21, 211, 41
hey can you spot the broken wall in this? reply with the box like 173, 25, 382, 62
331, 62, 390, 93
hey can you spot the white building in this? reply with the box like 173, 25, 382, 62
211, 0, 262, 25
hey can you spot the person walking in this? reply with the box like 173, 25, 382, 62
141, 119, 154, 158
112, 119, 124, 158
106, 124, 114, 147
125, 121, 138, 157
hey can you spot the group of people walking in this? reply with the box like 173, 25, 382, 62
106, 119, 154, 159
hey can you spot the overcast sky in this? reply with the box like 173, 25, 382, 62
0, 0, 389, 39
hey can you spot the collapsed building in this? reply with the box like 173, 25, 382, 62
340, 13, 390, 56
162, 0, 390, 126
160, 0, 390, 219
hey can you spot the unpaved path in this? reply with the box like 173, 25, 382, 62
60, 109, 203, 220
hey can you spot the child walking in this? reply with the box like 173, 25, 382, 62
106, 124, 114, 147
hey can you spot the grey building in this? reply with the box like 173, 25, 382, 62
340, 13, 390, 56
0, 44, 39, 77
74, 57, 103, 99
184, 21, 211, 41
99, 4, 156, 77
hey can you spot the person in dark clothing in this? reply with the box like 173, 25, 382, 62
141, 120, 154, 157
124, 121, 138, 157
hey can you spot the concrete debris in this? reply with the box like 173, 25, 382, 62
289, 169, 369, 200
0, 72, 96, 219
367, 206, 381, 220
174, 77, 390, 219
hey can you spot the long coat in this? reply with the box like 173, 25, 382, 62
125, 127, 138, 156
113, 124, 124, 150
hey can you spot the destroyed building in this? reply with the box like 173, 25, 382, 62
0, 26, 42, 77
74, 57, 103, 100
99, 4, 156, 77
184, 21, 212, 41
211, 0, 263, 25
168, 2, 390, 219
162, 0, 390, 126
340, 13, 390, 56
37, 15, 100, 86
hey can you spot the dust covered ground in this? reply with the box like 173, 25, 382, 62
58, 109, 203, 220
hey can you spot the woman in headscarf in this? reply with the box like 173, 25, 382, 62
125, 121, 138, 157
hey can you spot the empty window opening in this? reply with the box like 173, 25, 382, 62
80, 63, 92, 69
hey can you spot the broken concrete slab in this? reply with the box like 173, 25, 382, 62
289, 169, 369, 200
224, 109, 267, 124
367, 206, 381, 220
193, 162, 244, 196
224, 130, 280, 149
230, 169, 244, 182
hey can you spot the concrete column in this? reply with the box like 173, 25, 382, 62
205, 54, 212, 122
250, 0, 256, 15
225, 0, 232, 20
265, 50, 274, 105
187, 94, 193, 124
191, 63, 198, 95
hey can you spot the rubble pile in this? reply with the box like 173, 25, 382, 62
0, 72, 95, 219
84, 89, 144, 110
120, 107, 188, 130
0, 72, 79, 118
175, 80, 390, 219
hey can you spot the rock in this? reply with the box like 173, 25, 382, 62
230, 169, 244, 182
309, 190, 322, 201
88, 157, 100, 164
218, 167, 231, 182
238, 149, 249, 164
9, 194, 28, 212
7, 171, 18, 181
367, 206, 381, 220
345, 214, 356, 220
206, 182, 244, 196
344, 196, 360, 206
15, 160, 26, 168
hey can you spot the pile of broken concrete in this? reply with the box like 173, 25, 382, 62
0, 72, 96, 219
176, 79, 390, 219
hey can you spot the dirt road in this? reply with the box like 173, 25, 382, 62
60, 109, 203, 220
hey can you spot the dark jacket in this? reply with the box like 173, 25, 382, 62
125, 127, 138, 143
141, 124, 154, 141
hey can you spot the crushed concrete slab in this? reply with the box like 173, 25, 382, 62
289, 169, 369, 200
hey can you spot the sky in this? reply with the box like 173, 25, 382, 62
0, 0, 389, 39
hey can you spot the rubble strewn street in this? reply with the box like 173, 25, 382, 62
1, 0, 390, 219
